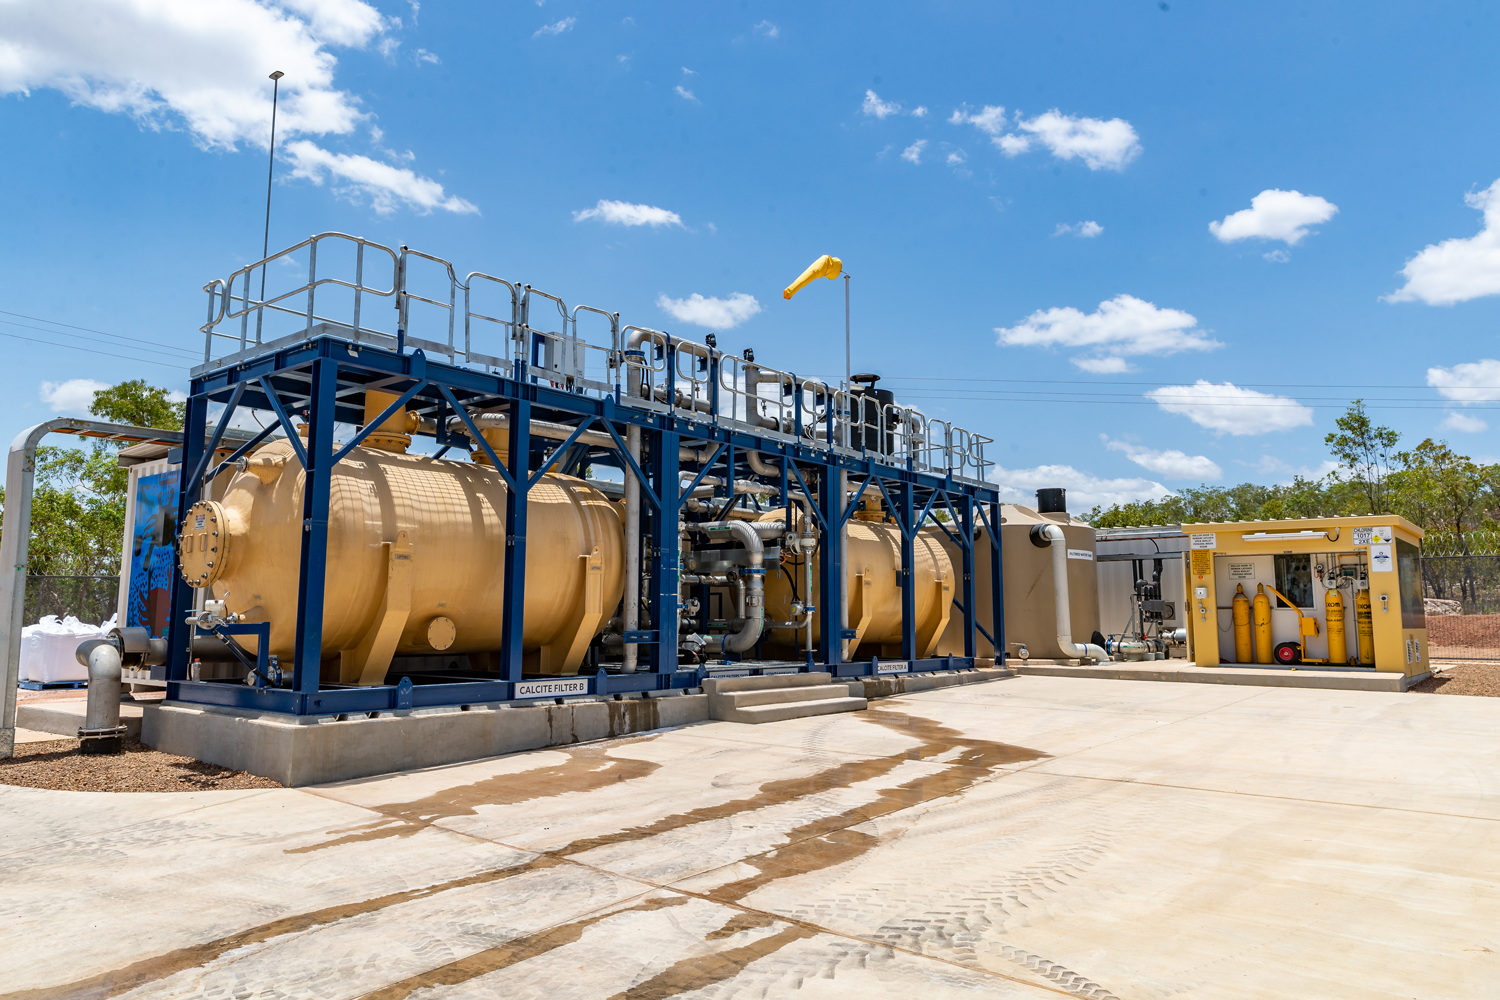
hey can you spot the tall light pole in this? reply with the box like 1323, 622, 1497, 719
260, 70, 284, 309
843, 271, 851, 392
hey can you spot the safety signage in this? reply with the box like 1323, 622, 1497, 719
1353, 526, 1394, 546
514, 678, 590, 699
1190, 532, 1217, 550
1369, 543, 1394, 573
1228, 562, 1256, 580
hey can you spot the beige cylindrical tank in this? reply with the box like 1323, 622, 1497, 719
760, 510, 954, 660
933, 504, 1099, 661
177, 435, 623, 684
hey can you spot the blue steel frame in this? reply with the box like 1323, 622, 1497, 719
162, 333, 1003, 716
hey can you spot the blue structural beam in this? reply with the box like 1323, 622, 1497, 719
165, 333, 1003, 715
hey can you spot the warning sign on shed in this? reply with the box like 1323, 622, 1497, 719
1353, 526, 1394, 546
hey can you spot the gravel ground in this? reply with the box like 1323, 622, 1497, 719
1411, 663, 1500, 697
0, 737, 281, 792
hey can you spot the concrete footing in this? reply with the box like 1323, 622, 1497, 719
143, 691, 709, 787
17, 698, 144, 740
1014, 661, 1428, 692
141, 667, 1018, 787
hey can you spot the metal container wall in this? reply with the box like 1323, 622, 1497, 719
933, 504, 1100, 660
179, 439, 623, 681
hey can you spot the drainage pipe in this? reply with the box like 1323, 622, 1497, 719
688, 521, 764, 653
1041, 524, 1108, 662
74, 638, 126, 754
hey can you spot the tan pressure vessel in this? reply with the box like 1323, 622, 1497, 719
762, 515, 953, 660
1253, 583, 1273, 664
1325, 587, 1347, 665
1232, 584, 1252, 663
1355, 588, 1374, 665
177, 435, 623, 684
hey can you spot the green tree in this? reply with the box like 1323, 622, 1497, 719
1324, 400, 1400, 514
0, 380, 185, 578
89, 378, 185, 430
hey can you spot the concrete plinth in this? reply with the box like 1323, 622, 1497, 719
1015, 661, 1427, 691
844, 666, 1014, 700
143, 692, 709, 787
17, 698, 144, 740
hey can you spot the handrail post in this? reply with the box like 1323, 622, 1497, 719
304, 235, 318, 338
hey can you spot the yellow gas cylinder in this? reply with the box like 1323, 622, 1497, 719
1325, 587, 1347, 664
1231, 584, 1252, 663
1355, 588, 1374, 665
1253, 583, 1273, 664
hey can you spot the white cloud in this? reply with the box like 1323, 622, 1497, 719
1388, 179, 1500, 305
901, 140, 927, 164
1146, 381, 1314, 436
1073, 356, 1133, 374
1209, 189, 1338, 246
1054, 220, 1103, 238
413, 47, 439, 65
754, 20, 778, 38
284, 141, 477, 214
1250, 456, 1340, 485
995, 294, 1220, 370
911, 106, 928, 118
1001, 110, 1141, 171
1427, 359, 1500, 402
0, 0, 377, 149
1263, 249, 1291, 263
533, 16, 575, 37
40, 378, 109, 414
0, 0, 476, 217
990, 463, 1171, 510
1103, 437, 1222, 480
861, 90, 901, 118
681, 67, 696, 76
674, 85, 698, 102
1442, 412, 1488, 433
946, 150, 966, 166
572, 199, 683, 228
948, 104, 1007, 135
656, 293, 762, 330
996, 134, 1031, 156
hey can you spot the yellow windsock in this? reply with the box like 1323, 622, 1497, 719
783, 254, 842, 300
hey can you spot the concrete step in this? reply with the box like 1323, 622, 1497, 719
702, 672, 832, 694
712, 695, 868, 725
719, 683, 854, 708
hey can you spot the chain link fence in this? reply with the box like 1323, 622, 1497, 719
1422, 532, 1500, 660
24, 576, 120, 627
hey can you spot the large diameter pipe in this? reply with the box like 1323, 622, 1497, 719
690, 521, 765, 653
74, 638, 125, 754
1042, 524, 1108, 662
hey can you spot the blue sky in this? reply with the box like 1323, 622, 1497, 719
4, 0, 1500, 510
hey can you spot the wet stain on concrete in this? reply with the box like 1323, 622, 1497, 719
0, 856, 560, 1000
356, 894, 691, 1000
602, 924, 821, 999
700, 708, 1047, 904
287, 744, 664, 854
705, 910, 780, 940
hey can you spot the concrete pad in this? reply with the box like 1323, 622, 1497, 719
5, 675, 1500, 997
17, 696, 144, 739
143, 692, 709, 786
13, 726, 63, 744
1016, 660, 1425, 691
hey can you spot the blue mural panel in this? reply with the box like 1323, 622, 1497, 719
127, 468, 180, 638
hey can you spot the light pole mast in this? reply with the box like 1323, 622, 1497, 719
260, 70, 284, 309
844, 272, 851, 392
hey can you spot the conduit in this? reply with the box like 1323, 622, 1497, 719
1042, 524, 1109, 662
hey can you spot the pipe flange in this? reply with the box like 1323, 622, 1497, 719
178, 500, 229, 588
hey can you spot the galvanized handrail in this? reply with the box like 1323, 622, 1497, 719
199, 237, 992, 478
